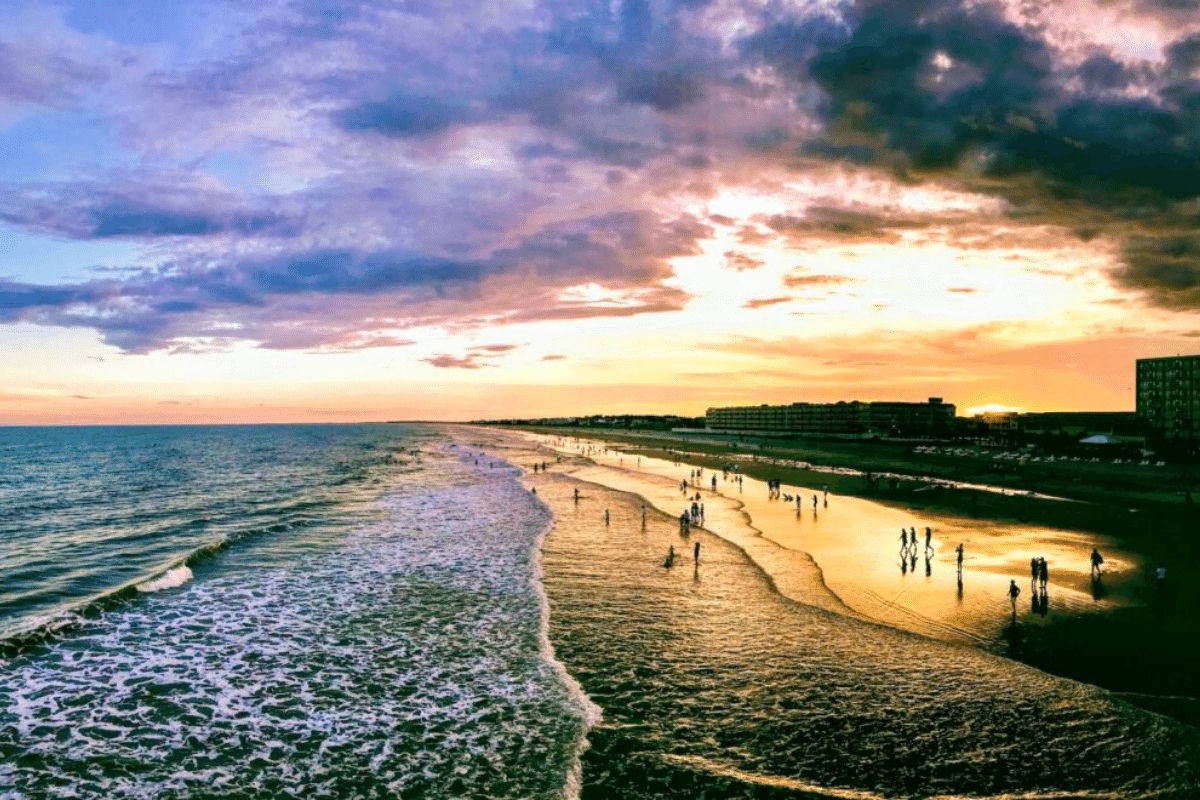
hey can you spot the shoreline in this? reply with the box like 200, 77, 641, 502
500, 425, 1200, 713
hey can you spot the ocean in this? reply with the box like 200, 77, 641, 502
1, 423, 1198, 799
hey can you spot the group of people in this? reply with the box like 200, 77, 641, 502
898, 526, 933, 557
1030, 556, 1050, 589
663, 539, 701, 568
766, 480, 829, 511
678, 500, 705, 531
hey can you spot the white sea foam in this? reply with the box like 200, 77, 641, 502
0, 441, 592, 799
529, 507, 604, 800
136, 565, 193, 593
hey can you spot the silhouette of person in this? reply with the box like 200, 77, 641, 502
605, 509, 610, 525
924, 527, 932, 551
694, 540, 701, 563
1008, 579, 1021, 617
1038, 558, 1048, 590
664, 545, 675, 568
956, 543, 964, 572
1090, 548, 1104, 579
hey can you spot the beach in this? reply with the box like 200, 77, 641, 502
3, 422, 1199, 799
502, 427, 1200, 714
463, 427, 1200, 798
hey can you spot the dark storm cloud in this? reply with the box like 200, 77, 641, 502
1113, 235, 1200, 308
744, 0, 1200, 308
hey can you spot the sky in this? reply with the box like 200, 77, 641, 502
3, 0, 1200, 424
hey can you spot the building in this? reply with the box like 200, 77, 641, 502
1137, 355, 1200, 441
705, 398, 955, 436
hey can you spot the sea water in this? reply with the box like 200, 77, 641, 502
0, 424, 594, 798
2, 423, 1199, 799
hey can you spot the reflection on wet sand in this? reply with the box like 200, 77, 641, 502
534, 433, 1139, 646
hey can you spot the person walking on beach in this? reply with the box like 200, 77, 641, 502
1031, 557, 1039, 586
694, 540, 701, 564
712, 475, 717, 491
1038, 558, 1048, 591
1008, 579, 1021, 617
664, 545, 676, 568
605, 509, 610, 526
956, 543, 964, 575
574, 488, 580, 503
1090, 548, 1104, 579
641, 504, 647, 526
924, 527, 932, 552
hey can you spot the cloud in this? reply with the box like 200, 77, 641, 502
423, 354, 491, 369
9, 0, 1200, 360
542, 354, 566, 361
947, 286, 978, 293
783, 273, 859, 288
743, 296, 791, 309
338, 93, 486, 139
1112, 235, 1200, 308
724, 251, 764, 271
0, 180, 300, 240
744, 0, 1200, 307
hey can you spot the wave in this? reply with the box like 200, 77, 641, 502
136, 565, 194, 593
0, 509, 310, 658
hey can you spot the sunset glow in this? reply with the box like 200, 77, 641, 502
4, 0, 1200, 423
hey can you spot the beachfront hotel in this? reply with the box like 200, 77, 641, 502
1137, 355, 1200, 441
705, 398, 956, 436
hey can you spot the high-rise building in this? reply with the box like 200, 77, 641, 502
1136, 355, 1200, 440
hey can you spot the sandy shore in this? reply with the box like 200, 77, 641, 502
502, 427, 1200, 719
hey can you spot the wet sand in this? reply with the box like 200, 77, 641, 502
465, 427, 1200, 798
511, 430, 1200, 707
